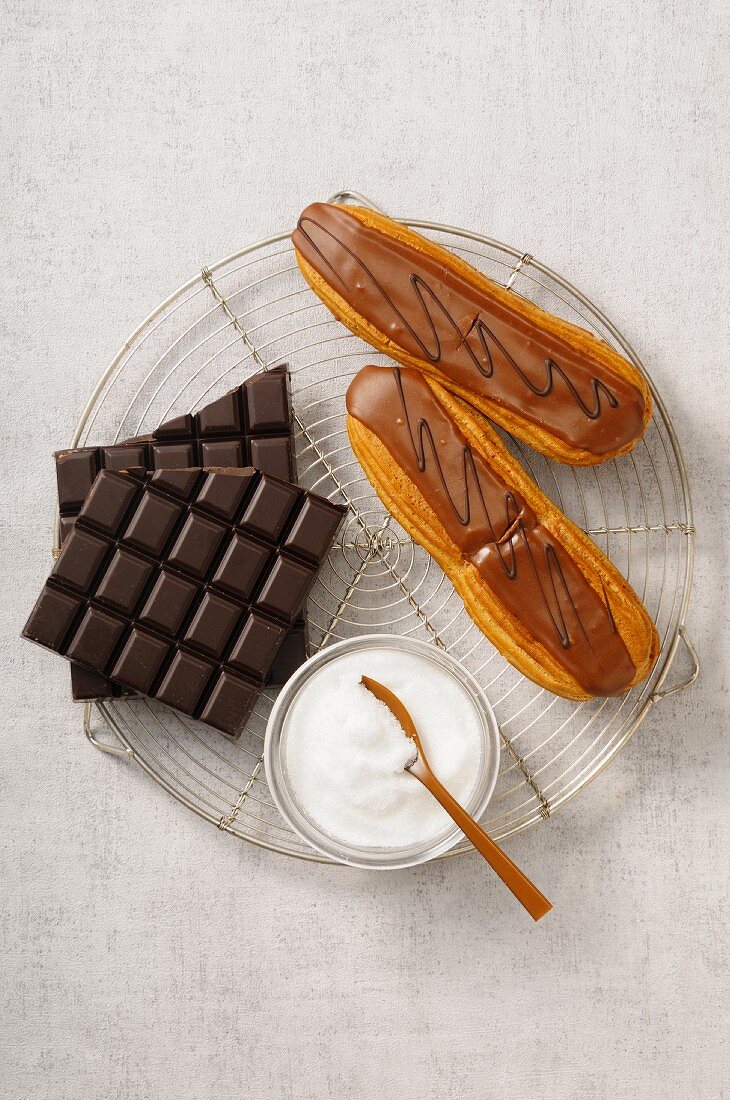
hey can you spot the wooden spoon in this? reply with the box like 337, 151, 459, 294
361, 675, 553, 921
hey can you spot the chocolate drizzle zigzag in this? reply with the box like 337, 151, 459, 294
393, 368, 596, 653
298, 214, 620, 423
294, 203, 650, 461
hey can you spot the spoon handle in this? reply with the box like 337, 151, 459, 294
410, 760, 553, 921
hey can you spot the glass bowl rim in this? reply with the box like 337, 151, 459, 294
264, 634, 501, 870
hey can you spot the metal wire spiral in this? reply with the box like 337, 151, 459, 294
67, 191, 697, 861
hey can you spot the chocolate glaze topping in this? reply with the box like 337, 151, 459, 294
295, 203, 646, 456
346, 365, 636, 696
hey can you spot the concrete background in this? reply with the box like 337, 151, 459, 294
2, 2, 728, 1097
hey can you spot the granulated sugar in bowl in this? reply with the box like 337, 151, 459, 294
265, 636, 500, 869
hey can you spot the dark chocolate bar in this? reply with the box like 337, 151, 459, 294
54, 367, 306, 699
26, 468, 345, 737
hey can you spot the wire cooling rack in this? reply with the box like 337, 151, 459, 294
62, 190, 698, 860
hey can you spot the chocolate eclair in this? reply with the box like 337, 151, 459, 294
346, 365, 658, 699
294, 203, 652, 466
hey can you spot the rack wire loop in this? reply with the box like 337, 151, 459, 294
505, 252, 533, 290
218, 759, 264, 831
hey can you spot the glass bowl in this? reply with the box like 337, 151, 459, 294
264, 635, 501, 869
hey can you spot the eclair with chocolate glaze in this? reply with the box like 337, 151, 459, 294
346, 365, 658, 699
294, 203, 652, 466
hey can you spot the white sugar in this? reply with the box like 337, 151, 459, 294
283, 646, 483, 849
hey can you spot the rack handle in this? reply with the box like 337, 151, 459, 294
651, 626, 699, 702
326, 190, 387, 215
84, 702, 133, 759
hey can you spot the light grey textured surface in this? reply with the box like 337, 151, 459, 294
2, 2, 728, 1098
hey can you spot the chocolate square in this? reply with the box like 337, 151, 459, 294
111, 628, 170, 693
212, 532, 270, 600
123, 491, 184, 555
24, 587, 82, 649
151, 442, 196, 469
95, 549, 154, 613
284, 497, 344, 563
66, 607, 125, 668
244, 368, 290, 431
254, 555, 316, 623
227, 612, 287, 679
183, 592, 241, 657
148, 469, 202, 501
195, 469, 255, 520
167, 513, 225, 577
78, 471, 138, 535
239, 474, 300, 541
138, 570, 199, 636
199, 439, 245, 467
154, 412, 194, 439
54, 529, 109, 593
199, 673, 258, 738
196, 390, 243, 436
103, 444, 148, 473
156, 650, 212, 713
248, 437, 292, 482
55, 450, 99, 512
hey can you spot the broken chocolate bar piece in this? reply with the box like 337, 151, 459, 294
53, 366, 306, 699
55, 367, 294, 512
26, 468, 344, 738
